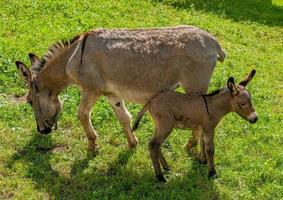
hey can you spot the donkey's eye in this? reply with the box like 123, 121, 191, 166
238, 103, 246, 107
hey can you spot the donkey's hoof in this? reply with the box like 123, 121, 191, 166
184, 144, 191, 152
156, 174, 166, 182
87, 143, 99, 152
128, 137, 138, 149
208, 170, 217, 179
187, 148, 198, 157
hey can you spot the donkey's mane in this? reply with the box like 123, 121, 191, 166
32, 35, 80, 73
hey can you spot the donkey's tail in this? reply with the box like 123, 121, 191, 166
217, 45, 226, 62
132, 102, 150, 131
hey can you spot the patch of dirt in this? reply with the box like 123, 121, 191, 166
1, 94, 27, 105
36, 144, 68, 153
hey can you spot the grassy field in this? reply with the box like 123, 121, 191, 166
0, 0, 282, 199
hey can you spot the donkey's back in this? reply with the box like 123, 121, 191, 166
92, 26, 225, 61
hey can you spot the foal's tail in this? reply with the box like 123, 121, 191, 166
132, 102, 150, 131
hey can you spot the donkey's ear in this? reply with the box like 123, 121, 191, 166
227, 77, 238, 95
15, 61, 32, 84
239, 69, 256, 87
28, 53, 40, 65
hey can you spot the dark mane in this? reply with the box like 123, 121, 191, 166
31, 34, 81, 73
204, 87, 227, 96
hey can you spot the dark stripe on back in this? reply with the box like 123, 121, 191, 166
81, 33, 89, 64
202, 95, 210, 116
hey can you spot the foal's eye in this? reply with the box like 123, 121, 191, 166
238, 103, 246, 107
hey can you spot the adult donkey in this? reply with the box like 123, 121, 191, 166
16, 26, 226, 151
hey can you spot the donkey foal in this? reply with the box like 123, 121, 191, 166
133, 70, 258, 182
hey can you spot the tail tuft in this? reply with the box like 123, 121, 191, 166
217, 49, 226, 62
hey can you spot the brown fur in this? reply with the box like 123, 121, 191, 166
133, 70, 257, 182
15, 26, 226, 150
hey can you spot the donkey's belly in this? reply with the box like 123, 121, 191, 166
105, 81, 179, 103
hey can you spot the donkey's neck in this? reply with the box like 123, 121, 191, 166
36, 42, 78, 95
206, 90, 233, 123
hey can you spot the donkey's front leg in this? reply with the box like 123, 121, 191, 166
78, 92, 99, 151
203, 128, 216, 178
107, 95, 138, 149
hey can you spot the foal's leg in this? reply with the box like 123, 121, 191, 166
78, 91, 99, 151
198, 133, 207, 164
158, 148, 170, 172
107, 95, 138, 148
149, 123, 172, 182
203, 128, 216, 178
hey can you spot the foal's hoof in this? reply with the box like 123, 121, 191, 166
198, 159, 207, 165
208, 170, 217, 179
185, 141, 197, 151
156, 174, 166, 182
163, 166, 171, 173
197, 153, 207, 164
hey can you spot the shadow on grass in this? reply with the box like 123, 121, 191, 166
155, 0, 283, 26
7, 134, 219, 199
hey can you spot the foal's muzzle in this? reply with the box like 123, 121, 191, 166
249, 116, 258, 124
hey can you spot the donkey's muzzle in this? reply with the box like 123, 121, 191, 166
41, 127, 52, 134
37, 125, 52, 134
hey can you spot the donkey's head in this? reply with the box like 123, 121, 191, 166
15, 53, 62, 134
227, 70, 258, 124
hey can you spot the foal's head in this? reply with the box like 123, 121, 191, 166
16, 53, 62, 134
227, 70, 258, 123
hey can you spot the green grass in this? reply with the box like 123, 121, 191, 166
0, 0, 282, 199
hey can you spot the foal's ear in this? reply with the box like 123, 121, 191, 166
227, 77, 238, 95
15, 61, 32, 84
239, 69, 256, 87
28, 53, 40, 65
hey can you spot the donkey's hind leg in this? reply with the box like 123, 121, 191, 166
78, 91, 100, 151
107, 95, 138, 149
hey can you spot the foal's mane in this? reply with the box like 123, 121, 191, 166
204, 87, 228, 96
32, 35, 81, 73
